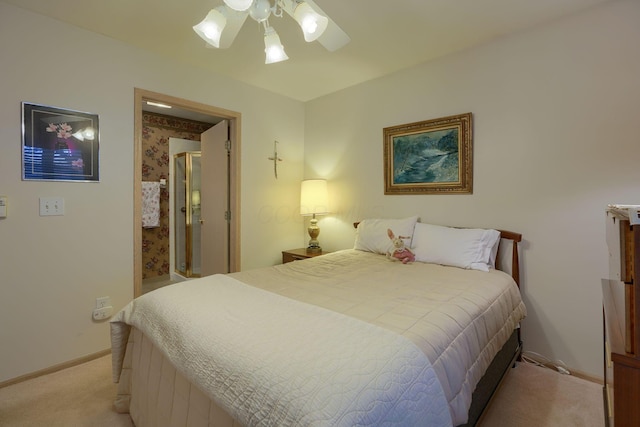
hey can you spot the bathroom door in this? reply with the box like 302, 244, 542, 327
200, 120, 230, 276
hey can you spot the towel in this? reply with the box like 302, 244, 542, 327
141, 181, 160, 228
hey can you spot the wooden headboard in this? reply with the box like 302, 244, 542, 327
495, 230, 522, 287
353, 222, 522, 287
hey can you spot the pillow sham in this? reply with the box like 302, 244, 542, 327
354, 216, 418, 255
411, 223, 501, 272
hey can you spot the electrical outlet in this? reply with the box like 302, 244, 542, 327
92, 306, 113, 320
39, 197, 64, 216
96, 296, 110, 308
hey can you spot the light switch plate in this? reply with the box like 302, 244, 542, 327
39, 197, 64, 216
0, 196, 6, 218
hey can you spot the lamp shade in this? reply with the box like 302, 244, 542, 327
300, 179, 328, 216
264, 27, 289, 64
223, 0, 253, 11
193, 7, 227, 48
293, 2, 328, 42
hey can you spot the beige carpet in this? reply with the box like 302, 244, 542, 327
0, 356, 604, 426
0, 355, 133, 427
480, 362, 604, 427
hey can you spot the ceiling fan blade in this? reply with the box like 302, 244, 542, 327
316, 16, 350, 52
218, 8, 249, 49
279, 0, 350, 52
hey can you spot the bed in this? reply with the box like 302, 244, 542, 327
111, 218, 527, 426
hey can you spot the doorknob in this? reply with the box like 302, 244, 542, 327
199, 219, 204, 224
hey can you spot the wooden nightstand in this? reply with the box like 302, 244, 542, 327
282, 248, 328, 264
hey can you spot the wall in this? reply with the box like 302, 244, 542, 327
304, 0, 640, 378
0, 3, 305, 382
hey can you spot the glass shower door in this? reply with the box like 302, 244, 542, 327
174, 152, 201, 278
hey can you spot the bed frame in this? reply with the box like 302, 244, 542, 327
353, 223, 523, 426
465, 229, 523, 426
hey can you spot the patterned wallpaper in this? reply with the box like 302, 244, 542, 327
141, 112, 212, 280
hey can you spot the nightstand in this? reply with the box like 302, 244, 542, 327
282, 248, 328, 264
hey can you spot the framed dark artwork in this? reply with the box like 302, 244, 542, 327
22, 102, 99, 182
383, 113, 472, 194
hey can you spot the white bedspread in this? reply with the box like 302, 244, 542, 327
111, 274, 453, 427
231, 250, 527, 425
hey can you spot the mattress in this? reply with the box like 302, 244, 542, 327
112, 249, 526, 426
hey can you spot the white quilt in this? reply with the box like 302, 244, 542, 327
230, 249, 527, 425
111, 274, 453, 427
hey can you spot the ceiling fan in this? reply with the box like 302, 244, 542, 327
193, 0, 350, 64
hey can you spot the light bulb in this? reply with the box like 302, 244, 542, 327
293, 2, 327, 42
203, 24, 220, 40
301, 16, 318, 34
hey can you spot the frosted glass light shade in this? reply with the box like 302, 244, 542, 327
264, 27, 288, 64
293, 2, 328, 42
300, 179, 329, 215
223, 0, 253, 11
193, 8, 227, 48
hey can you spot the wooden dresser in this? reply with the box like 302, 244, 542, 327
603, 207, 640, 427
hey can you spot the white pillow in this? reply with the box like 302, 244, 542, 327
354, 216, 419, 255
411, 223, 501, 272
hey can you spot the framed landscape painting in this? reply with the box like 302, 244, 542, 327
383, 113, 472, 194
22, 102, 99, 182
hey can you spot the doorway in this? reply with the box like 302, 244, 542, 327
134, 88, 241, 297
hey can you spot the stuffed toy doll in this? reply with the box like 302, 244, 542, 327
386, 228, 415, 264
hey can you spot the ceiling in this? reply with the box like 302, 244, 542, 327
5, 0, 612, 102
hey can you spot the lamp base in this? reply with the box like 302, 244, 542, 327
306, 214, 322, 254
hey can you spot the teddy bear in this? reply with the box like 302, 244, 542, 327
386, 228, 415, 264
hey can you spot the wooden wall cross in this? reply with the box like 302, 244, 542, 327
268, 140, 283, 178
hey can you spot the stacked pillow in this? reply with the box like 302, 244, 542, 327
354, 217, 500, 272
411, 223, 500, 272
354, 216, 418, 254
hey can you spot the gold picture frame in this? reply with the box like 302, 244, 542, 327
383, 113, 472, 194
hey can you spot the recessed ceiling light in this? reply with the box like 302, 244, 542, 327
146, 101, 172, 109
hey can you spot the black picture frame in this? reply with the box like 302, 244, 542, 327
22, 102, 99, 182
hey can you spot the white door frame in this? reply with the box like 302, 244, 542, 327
133, 88, 241, 297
